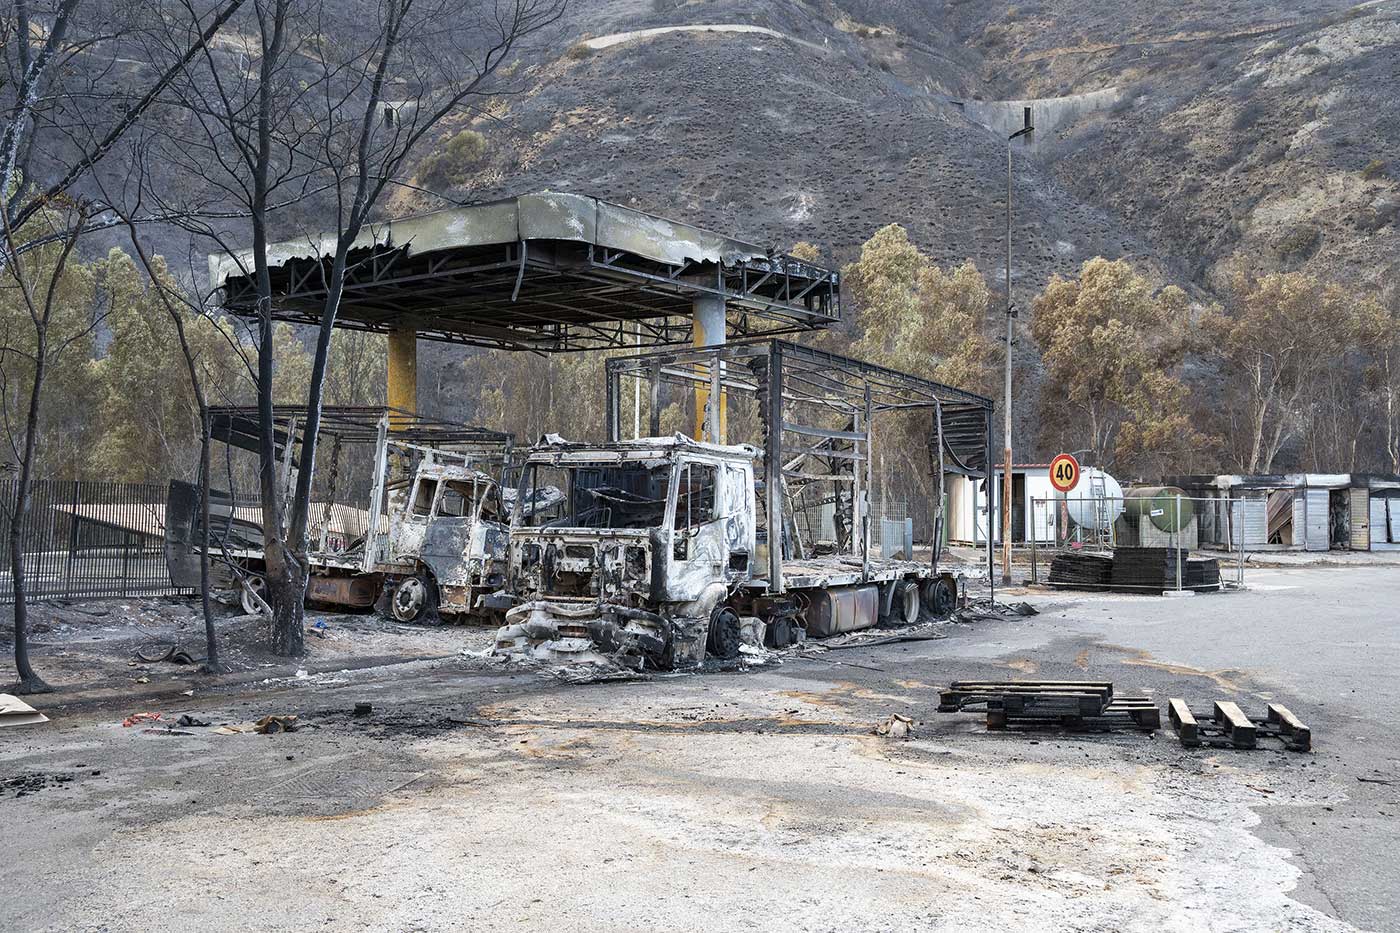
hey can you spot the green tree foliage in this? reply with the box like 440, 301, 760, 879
270, 324, 314, 406
1206, 268, 1363, 473
1030, 257, 1205, 474
89, 251, 247, 482
0, 231, 102, 480
417, 130, 489, 191
840, 224, 1003, 512
323, 331, 387, 408
844, 224, 1001, 396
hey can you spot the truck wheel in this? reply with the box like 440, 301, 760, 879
240, 574, 268, 616
921, 576, 955, 617
391, 574, 437, 624
896, 581, 920, 624
707, 607, 742, 660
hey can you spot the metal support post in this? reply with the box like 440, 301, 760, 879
605, 364, 621, 443
986, 409, 996, 601
933, 400, 945, 575
1175, 494, 1184, 593
766, 345, 785, 593
861, 383, 872, 582
648, 360, 662, 436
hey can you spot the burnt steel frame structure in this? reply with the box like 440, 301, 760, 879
217, 240, 840, 352
208, 405, 512, 459
603, 340, 997, 591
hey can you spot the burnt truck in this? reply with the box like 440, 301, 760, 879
165, 406, 514, 623
495, 341, 997, 670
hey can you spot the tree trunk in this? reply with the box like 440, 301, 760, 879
9, 331, 50, 693
262, 536, 305, 657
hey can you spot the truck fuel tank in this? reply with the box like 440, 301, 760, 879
805, 584, 879, 638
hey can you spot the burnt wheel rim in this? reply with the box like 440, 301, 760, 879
392, 577, 427, 621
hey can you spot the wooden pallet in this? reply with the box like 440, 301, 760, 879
1168, 698, 1311, 751
940, 681, 1159, 732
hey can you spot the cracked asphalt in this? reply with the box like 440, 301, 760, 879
1, 566, 1396, 932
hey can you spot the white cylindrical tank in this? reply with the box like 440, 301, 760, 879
1058, 467, 1124, 531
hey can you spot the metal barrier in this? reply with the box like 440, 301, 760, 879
0, 479, 191, 603
1029, 495, 1248, 592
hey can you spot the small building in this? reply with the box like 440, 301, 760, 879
1169, 473, 1400, 552
947, 464, 1058, 546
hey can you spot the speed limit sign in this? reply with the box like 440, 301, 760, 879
1049, 453, 1081, 493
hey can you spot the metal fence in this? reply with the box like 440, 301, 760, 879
1029, 495, 1248, 592
0, 479, 190, 604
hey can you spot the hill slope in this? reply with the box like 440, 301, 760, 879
403, 0, 1399, 296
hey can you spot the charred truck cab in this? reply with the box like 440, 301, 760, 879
498, 339, 997, 672
369, 444, 509, 622
165, 407, 513, 625
498, 435, 757, 669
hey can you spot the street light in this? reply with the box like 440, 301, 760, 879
1002, 109, 1033, 586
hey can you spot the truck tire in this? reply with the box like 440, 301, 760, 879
391, 573, 438, 624
707, 607, 742, 660
896, 581, 920, 624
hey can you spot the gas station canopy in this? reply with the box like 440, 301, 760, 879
210, 192, 841, 351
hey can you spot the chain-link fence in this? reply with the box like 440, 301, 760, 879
0, 479, 191, 604
1029, 494, 1248, 592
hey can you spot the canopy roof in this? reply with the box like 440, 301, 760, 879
211, 192, 841, 352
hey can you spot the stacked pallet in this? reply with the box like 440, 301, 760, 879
1047, 551, 1114, 589
1110, 546, 1188, 591
1185, 557, 1221, 590
938, 681, 1160, 731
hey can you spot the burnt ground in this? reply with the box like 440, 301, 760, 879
1, 566, 1397, 931
0, 597, 496, 707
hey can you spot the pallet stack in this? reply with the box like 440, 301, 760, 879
1046, 552, 1114, 589
1184, 557, 1221, 590
1110, 546, 1188, 591
938, 681, 1160, 731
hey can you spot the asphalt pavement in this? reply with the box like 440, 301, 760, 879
1, 567, 1395, 931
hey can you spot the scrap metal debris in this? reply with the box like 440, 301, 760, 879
134, 642, 201, 665
951, 600, 1040, 623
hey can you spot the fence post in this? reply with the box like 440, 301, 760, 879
1030, 499, 1038, 584
1237, 499, 1246, 588
64, 479, 80, 598
1175, 494, 1183, 593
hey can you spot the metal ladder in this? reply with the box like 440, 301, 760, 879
1087, 469, 1111, 548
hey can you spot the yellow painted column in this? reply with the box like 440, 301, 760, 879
692, 294, 726, 443
387, 324, 418, 423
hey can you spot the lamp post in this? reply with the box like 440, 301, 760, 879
1002, 111, 1033, 586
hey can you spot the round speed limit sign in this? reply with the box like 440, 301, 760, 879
1049, 453, 1081, 493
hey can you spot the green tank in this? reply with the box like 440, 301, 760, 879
1125, 486, 1195, 533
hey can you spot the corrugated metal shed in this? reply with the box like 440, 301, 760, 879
1349, 487, 1370, 550
1304, 488, 1330, 552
